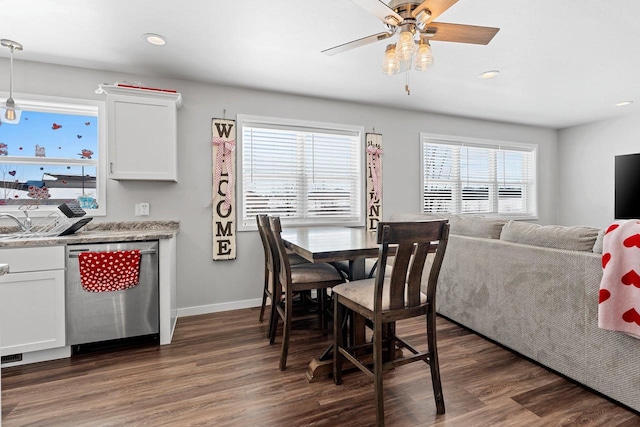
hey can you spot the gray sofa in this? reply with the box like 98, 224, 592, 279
390, 213, 640, 412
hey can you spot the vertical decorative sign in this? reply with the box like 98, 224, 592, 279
212, 118, 236, 260
366, 133, 383, 232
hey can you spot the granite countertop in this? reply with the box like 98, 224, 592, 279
0, 221, 179, 248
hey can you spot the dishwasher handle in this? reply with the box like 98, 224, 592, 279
68, 248, 157, 258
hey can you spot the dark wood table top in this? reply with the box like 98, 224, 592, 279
281, 226, 379, 264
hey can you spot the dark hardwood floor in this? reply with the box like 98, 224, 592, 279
2, 308, 639, 426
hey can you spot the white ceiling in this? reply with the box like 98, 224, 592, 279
1, 0, 639, 129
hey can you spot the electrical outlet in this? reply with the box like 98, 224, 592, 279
135, 202, 150, 216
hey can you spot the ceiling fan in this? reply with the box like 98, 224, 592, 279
322, 0, 500, 91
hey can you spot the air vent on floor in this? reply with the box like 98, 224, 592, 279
1, 353, 22, 364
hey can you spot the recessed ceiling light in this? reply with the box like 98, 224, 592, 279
479, 70, 500, 79
142, 33, 166, 46
615, 101, 634, 107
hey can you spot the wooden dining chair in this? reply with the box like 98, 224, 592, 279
333, 220, 450, 426
257, 214, 308, 336
268, 216, 346, 370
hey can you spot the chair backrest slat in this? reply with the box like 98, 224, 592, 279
375, 220, 449, 312
257, 215, 275, 273
406, 242, 431, 307
388, 244, 413, 310
268, 216, 292, 292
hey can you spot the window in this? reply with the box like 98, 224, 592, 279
421, 134, 537, 218
237, 115, 364, 230
0, 94, 106, 216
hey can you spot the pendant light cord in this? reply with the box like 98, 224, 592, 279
8, 45, 14, 100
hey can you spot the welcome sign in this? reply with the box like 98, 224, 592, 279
212, 118, 237, 260
366, 133, 383, 232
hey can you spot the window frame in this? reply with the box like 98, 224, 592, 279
420, 133, 538, 219
0, 92, 107, 217
236, 114, 365, 231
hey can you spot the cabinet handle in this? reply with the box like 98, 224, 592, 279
68, 248, 157, 258
110, 162, 114, 173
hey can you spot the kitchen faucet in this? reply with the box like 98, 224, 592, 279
0, 211, 32, 232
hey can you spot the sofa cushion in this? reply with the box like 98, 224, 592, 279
592, 228, 606, 254
389, 212, 505, 239
500, 220, 600, 252
389, 212, 446, 222
449, 216, 506, 239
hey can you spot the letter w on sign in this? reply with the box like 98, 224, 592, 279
212, 118, 236, 260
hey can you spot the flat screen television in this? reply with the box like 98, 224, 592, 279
615, 153, 640, 219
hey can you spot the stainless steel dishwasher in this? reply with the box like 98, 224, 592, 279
66, 240, 159, 352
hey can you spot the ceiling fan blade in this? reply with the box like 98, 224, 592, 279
322, 31, 394, 56
424, 22, 500, 45
352, 0, 403, 26
412, 0, 459, 23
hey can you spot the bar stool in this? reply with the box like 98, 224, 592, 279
267, 216, 346, 370
257, 214, 308, 338
332, 220, 450, 426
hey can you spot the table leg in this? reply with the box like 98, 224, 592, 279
306, 257, 370, 382
349, 258, 366, 281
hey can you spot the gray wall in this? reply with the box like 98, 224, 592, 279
1, 59, 559, 314
558, 112, 640, 228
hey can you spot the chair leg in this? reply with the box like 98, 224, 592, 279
373, 316, 385, 427
384, 322, 396, 362
269, 302, 279, 346
270, 279, 282, 345
267, 290, 278, 341
259, 268, 269, 323
301, 290, 311, 311
426, 311, 445, 415
279, 290, 293, 370
333, 297, 343, 385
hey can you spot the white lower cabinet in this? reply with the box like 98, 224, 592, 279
0, 246, 66, 357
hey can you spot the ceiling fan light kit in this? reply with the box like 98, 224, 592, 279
414, 40, 434, 71
394, 25, 417, 61
324, 0, 500, 93
382, 44, 401, 75
0, 38, 23, 124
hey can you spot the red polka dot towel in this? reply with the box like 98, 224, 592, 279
78, 250, 142, 293
599, 220, 640, 338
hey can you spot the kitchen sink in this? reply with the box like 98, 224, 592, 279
0, 231, 45, 240
0, 214, 91, 239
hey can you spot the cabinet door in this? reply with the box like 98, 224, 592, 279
0, 270, 66, 356
108, 94, 178, 181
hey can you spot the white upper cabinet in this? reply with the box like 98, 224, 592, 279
100, 85, 182, 181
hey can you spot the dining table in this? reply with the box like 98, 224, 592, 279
281, 225, 380, 280
281, 225, 381, 382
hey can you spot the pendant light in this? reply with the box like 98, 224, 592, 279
0, 39, 23, 125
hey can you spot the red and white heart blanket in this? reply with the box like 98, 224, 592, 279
79, 250, 141, 293
599, 220, 640, 338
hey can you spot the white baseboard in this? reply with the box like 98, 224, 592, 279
177, 298, 262, 318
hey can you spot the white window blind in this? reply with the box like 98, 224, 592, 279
238, 116, 363, 229
421, 135, 537, 217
